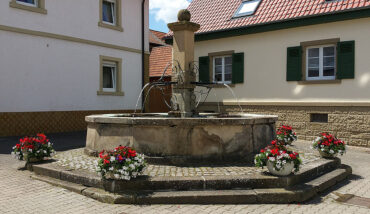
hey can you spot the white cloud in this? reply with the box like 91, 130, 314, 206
150, 0, 190, 24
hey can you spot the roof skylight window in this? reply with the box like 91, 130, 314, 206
233, 0, 261, 18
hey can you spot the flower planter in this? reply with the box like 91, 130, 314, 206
267, 161, 294, 176
22, 151, 43, 163
319, 150, 338, 159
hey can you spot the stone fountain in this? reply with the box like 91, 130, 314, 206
85, 10, 278, 163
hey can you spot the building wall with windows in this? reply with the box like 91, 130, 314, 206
0, 0, 149, 136
195, 17, 370, 147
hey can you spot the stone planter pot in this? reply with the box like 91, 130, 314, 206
22, 150, 43, 163
105, 173, 129, 180
319, 150, 338, 159
267, 161, 294, 176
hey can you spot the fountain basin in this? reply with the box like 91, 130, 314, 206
85, 113, 278, 163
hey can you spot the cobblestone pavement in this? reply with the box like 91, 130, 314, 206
1, 141, 369, 214
50, 145, 319, 177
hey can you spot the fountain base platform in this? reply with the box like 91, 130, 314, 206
28, 143, 352, 204
85, 113, 278, 163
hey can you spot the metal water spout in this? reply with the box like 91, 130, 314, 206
167, 10, 200, 117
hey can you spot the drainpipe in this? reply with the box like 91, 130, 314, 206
141, 0, 146, 112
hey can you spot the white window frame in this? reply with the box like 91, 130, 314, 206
16, 0, 37, 7
306, 44, 336, 81
213, 55, 232, 84
233, 0, 261, 18
102, 61, 117, 92
102, 0, 116, 25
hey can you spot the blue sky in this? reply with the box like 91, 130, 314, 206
149, 0, 192, 33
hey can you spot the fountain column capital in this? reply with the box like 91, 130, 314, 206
167, 21, 200, 32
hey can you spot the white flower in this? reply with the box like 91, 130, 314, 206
329, 150, 335, 154
282, 160, 287, 164
124, 176, 131, 180
321, 145, 324, 148
110, 156, 115, 162
321, 148, 325, 152
268, 157, 275, 162
122, 166, 128, 171
126, 158, 131, 162
109, 167, 114, 171
114, 174, 120, 179
43, 150, 47, 154
129, 164, 135, 169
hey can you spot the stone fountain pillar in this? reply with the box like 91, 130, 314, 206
167, 10, 200, 117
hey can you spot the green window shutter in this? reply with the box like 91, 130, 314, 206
232, 52, 244, 84
337, 41, 355, 79
198, 56, 210, 83
286, 46, 302, 81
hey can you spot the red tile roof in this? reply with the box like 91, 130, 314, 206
149, 29, 167, 45
149, 46, 172, 77
183, 0, 370, 34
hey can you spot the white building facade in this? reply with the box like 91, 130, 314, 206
0, 0, 149, 136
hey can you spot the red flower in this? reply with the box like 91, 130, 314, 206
16, 144, 21, 149
117, 155, 124, 162
99, 150, 105, 159
271, 140, 277, 146
260, 149, 265, 153
289, 154, 296, 159
127, 149, 137, 158
271, 148, 279, 155
103, 159, 110, 164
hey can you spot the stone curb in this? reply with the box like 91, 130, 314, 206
30, 158, 340, 193
30, 165, 352, 204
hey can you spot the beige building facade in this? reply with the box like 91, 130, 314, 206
194, 17, 370, 147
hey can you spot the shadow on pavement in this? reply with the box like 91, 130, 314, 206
0, 131, 86, 154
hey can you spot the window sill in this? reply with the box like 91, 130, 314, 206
298, 80, 341, 85
9, 2, 47, 14
211, 83, 236, 88
98, 22, 123, 32
97, 91, 125, 96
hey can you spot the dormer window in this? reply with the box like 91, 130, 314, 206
234, 0, 261, 18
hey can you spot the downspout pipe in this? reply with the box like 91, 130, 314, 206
141, 0, 146, 112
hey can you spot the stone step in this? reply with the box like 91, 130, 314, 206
31, 165, 352, 204
30, 158, 341, 193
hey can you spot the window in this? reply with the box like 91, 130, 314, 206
102, 62, 117, 92
234, 0, 261, 18
98, 56, 124, 96
9, 0, 46, 14
198, 51, 244, 84
310, 114, 328, 123
306, 45, 336, 80
16, 0, 36, 7
102, 0, 116, 25
213, 56, 233, 84
287, 39, 355, 82
99, 0, 123, 31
